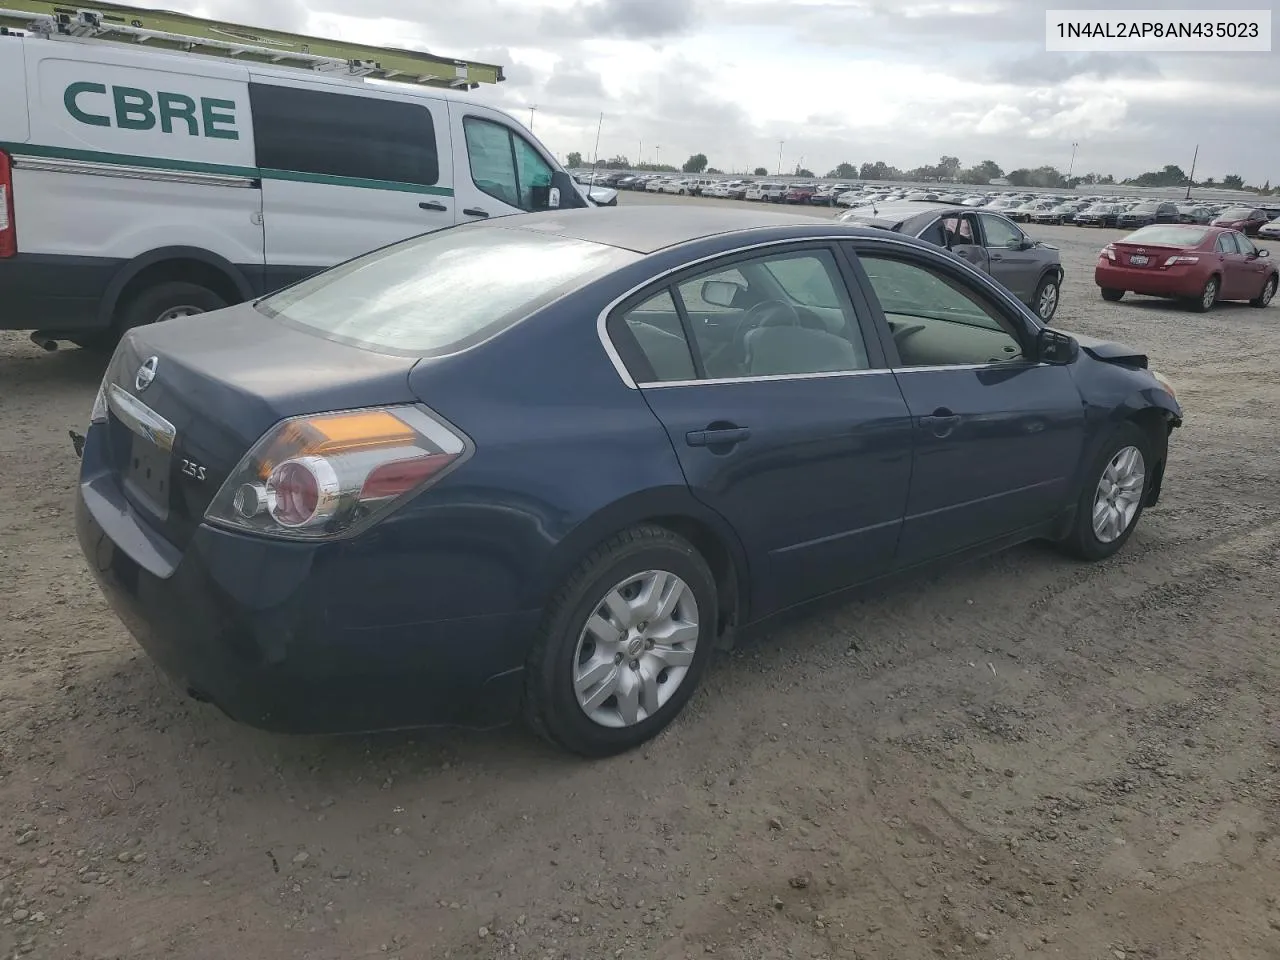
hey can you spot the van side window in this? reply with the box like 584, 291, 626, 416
464, 117, 553, 211
248, 83, 439, 186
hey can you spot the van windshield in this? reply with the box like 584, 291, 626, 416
256, 226, 637, 356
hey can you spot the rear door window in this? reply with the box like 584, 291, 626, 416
249, 83, 439, 186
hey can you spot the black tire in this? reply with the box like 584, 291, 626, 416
1059, 422, 1153, 562
1100, 288, 1124, 302
1033, 273, 1061, 321
524, 525, 718, 757
117, 281, 227, 336
70, 331, 120, 352
1190, 275, 1219, 313
1250, 273, 1277, 308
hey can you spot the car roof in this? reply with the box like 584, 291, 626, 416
842, 200, 970, 225
491, 205, 840, 254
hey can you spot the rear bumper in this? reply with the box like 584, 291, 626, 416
0, 253, 122, 332
75, 433, 539, 735
1094, 262, 1204, 297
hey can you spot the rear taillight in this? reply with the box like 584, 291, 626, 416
1164, 255, 1200, 266
0, 150, 16, 259
1102, 245, 1116, 261
205, 405, 470, 540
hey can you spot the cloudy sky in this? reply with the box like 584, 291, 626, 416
165, 0, 1277, 183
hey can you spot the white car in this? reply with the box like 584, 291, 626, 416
645, 179, 667, 193
661, 179, 693, 195
0, 5, 588, 348
744, 182, 785, 202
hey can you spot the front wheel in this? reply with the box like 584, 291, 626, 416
1191, 275, 1219, 313
524, 526, 718, 757
1059, 422, 1152, 562
1034, 274, 1061, 321
1100, 288, 1124, 302
1250, 273, 1277, 308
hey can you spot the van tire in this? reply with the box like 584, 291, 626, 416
117, 281, 227, 336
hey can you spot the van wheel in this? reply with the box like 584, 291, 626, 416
117, 281, 227, 335
524, 525, 717, 757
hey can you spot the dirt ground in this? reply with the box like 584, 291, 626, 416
3, 197, 1280, 960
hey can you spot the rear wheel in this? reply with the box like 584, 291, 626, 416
1191, 275, 1219, 313
1250, 273, 1277, 308
1059, 422, 1152, 562
1100, 288, 1124, 302
524, 526, 717, 757
1034, 274, 1061, 321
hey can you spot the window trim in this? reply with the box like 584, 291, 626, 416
597, 235, 1046, 388
602, 240, 886, 388
840, 239, 1041, 371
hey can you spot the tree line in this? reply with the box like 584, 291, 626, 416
565, 151, 1272, 194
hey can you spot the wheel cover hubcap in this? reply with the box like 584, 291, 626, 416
158, 305, 204, 324
1264, 278, 1277, 305
1202, 281, 1216, 308
1092, 445, 1146, 544
572, 570, 700, 728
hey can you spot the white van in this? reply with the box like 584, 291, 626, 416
0, 8, 591, 348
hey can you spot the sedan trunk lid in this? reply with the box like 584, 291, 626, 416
98, 304, 420, 549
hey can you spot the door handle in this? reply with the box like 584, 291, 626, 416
990, 254, 1004, 261
919, 408, 960, 438
463, 207, 490, 218
419, 200, 447, 212
686, 426, 751, 447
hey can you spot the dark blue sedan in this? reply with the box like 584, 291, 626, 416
74, 207, 1182, 756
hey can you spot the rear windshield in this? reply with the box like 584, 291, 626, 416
1219, 207, 1255, 219
1130, 203, 1159, 212
256, 226, 636, 356
1124, 224, 1209, 245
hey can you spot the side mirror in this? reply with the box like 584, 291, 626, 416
551, 170, 589, 209
1037, 327, 1078, 365
1258, 248, 1270, 258
701, 279, 745, 308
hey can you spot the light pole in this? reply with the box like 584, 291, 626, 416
1186, 143, 1199, 200
1067, 141, 1079, 182
777, 140, 784, 176
528, 105, 536, 132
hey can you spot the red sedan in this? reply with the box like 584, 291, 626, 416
1210, 205, 1271, 236
1095, 224, 1278, 313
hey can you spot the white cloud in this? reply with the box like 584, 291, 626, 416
149, 0, 1278, 182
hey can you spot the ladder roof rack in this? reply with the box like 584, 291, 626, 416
0, 0, 505, 88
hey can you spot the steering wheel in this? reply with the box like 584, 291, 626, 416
734, 299, 801, 363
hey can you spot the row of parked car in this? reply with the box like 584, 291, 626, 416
575, 171, 854, 205
571, 170, 1280, 238
839, 188, 1280, 235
